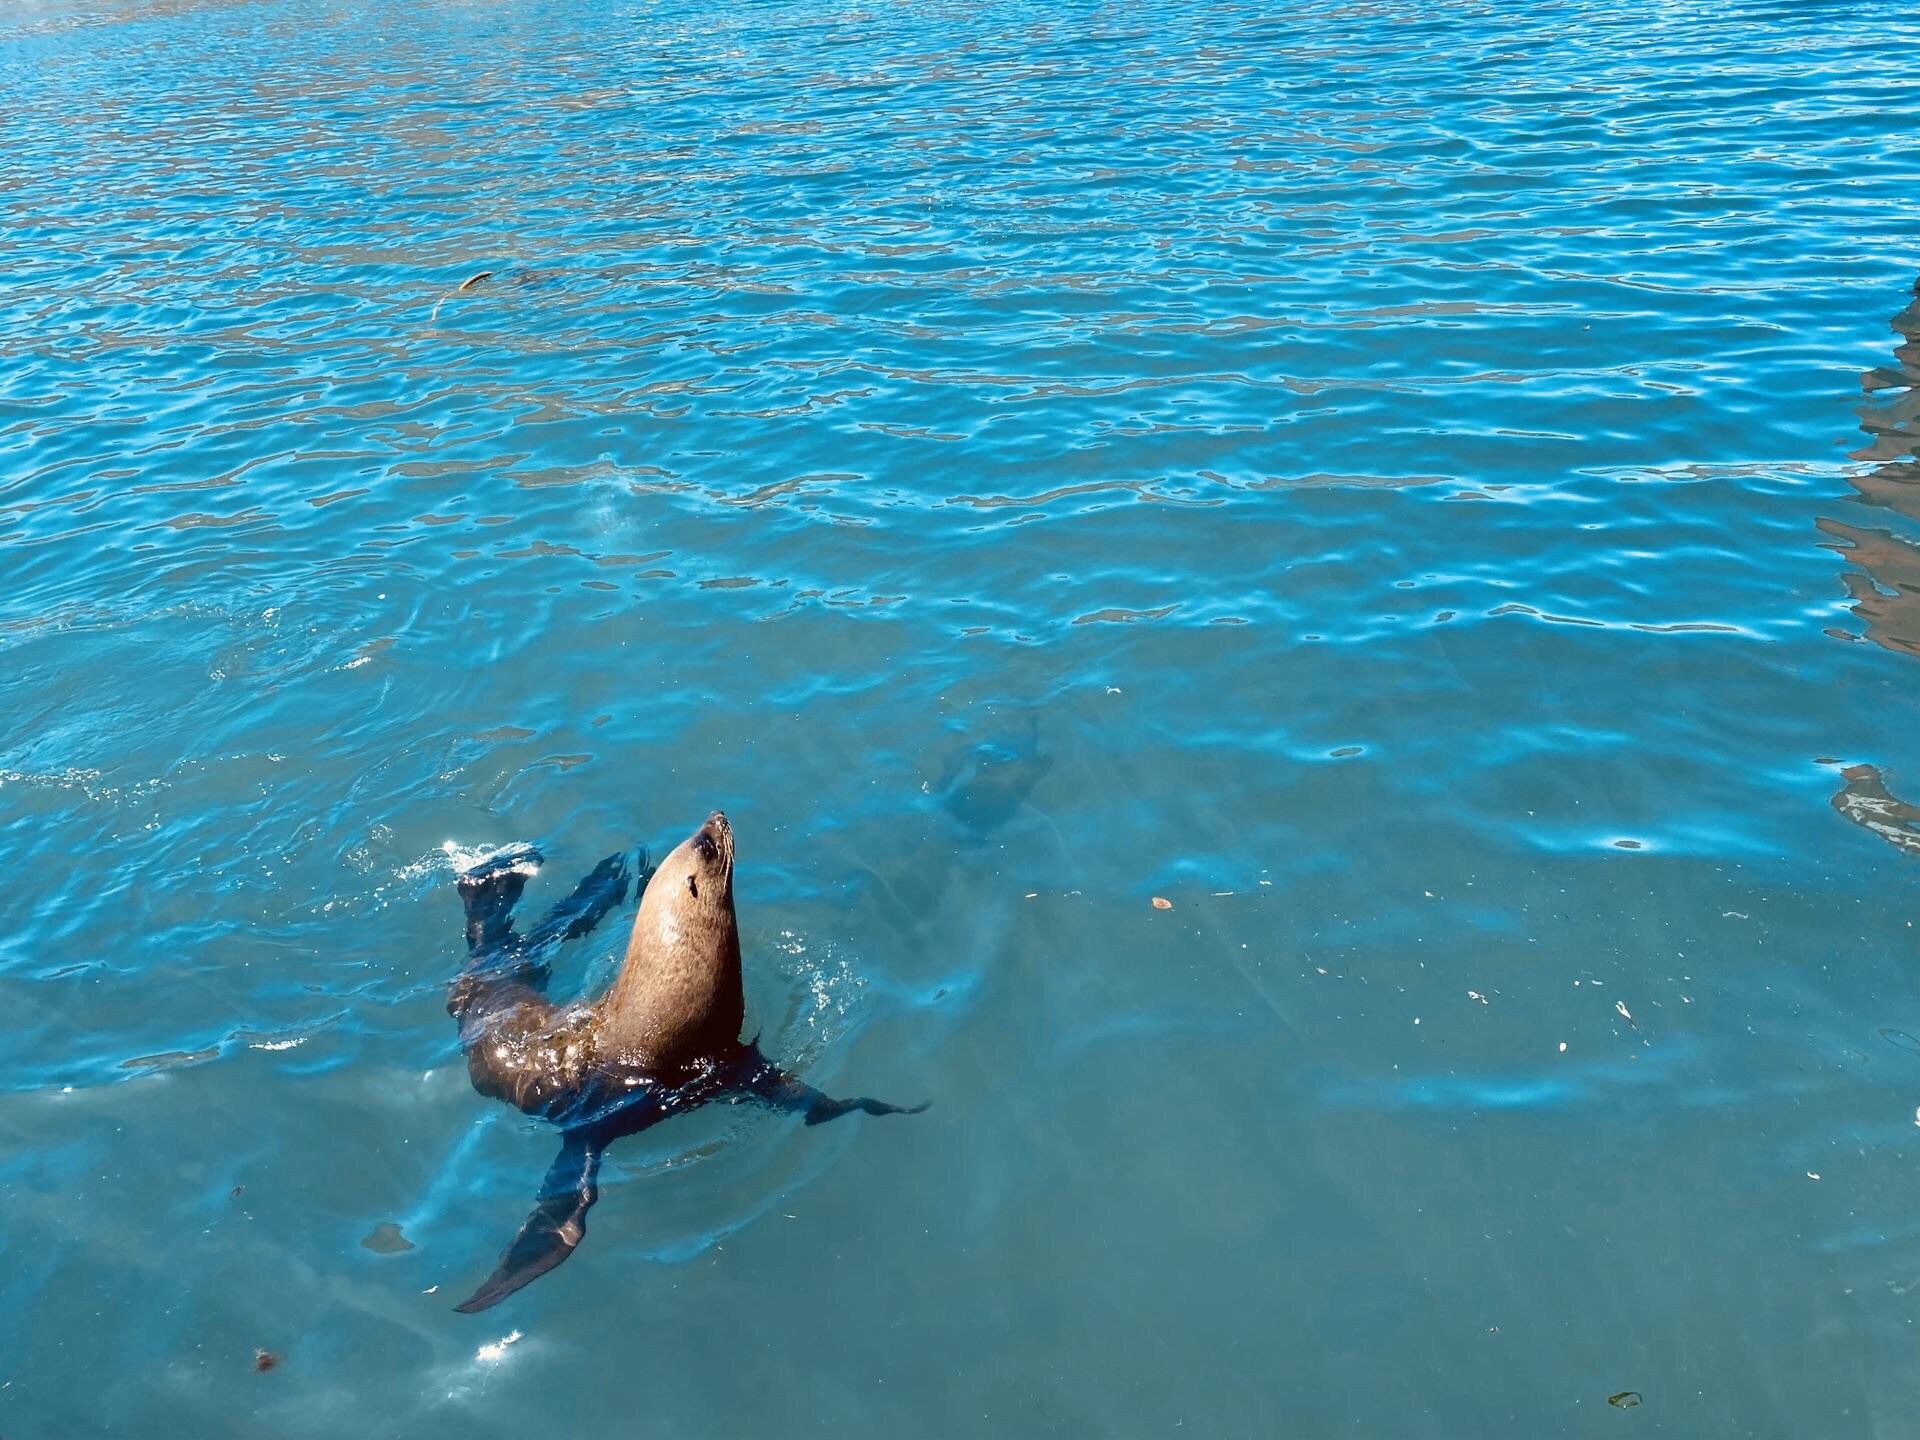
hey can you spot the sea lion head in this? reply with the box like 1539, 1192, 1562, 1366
656, 810, 734, 917
602, 812, 745, 1068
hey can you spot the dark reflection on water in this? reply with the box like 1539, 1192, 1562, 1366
1821, 278, 1920, 659
1820, 279, 1920, 861
1831, 762, 1920, 858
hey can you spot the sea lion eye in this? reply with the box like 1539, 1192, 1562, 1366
687, 875, 698, 898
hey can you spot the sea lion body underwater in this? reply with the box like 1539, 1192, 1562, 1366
445, 811, 923, 1312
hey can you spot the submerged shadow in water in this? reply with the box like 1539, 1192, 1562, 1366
929, 711, 1055, 841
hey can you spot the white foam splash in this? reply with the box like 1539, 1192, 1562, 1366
439, 840, 540, 876
476, 1330, 523, 1364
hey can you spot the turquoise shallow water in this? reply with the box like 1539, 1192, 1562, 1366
4, 0, 1920, 1433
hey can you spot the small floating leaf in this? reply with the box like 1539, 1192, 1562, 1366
1151, 896, 1172, 910
1607, 1390, 1641, 1409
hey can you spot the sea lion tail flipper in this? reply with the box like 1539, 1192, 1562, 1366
454, 1129, 605, 1314
739, 1057, 930, 1127
523, 848, 639, 951
457, 845, 543, 955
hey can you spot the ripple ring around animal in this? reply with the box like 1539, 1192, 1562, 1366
445, 811, 928, 1312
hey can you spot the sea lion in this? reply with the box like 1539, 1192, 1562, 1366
445, 811, 924, 1312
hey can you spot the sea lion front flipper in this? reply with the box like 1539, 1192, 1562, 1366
454, 1129, 605, 1313
738, 1054, 930, 1127
522, 848, 641, 952
457, 845, 543, 955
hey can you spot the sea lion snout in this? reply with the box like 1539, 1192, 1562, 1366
694, 811, 734, 868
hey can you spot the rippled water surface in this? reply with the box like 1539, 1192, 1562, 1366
5, 0, 1920, 1433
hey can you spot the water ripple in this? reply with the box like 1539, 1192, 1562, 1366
5, 0, 1920, 1434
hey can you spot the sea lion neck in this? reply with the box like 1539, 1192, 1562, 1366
597, 813, 745, 1070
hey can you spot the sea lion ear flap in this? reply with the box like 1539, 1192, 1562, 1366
454, 1131, 605, 1313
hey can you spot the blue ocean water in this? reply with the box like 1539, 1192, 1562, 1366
3, 0, 1919, 1432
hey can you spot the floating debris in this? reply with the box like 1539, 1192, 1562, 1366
361, 1221, 415, 1254
1879, 1028, 1920, 1057
428, 269, 498, 324
229, 1184, 244, 1199
1607, 1390, 1641, 1409
253, 1349, 280, 1374
1151, 897, 1172, 910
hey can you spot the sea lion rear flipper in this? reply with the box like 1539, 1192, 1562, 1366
454, 1129, 605, 1313
737, 1053, 930, 1127
457, 845, 543, 954
523, 848, 643, 952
